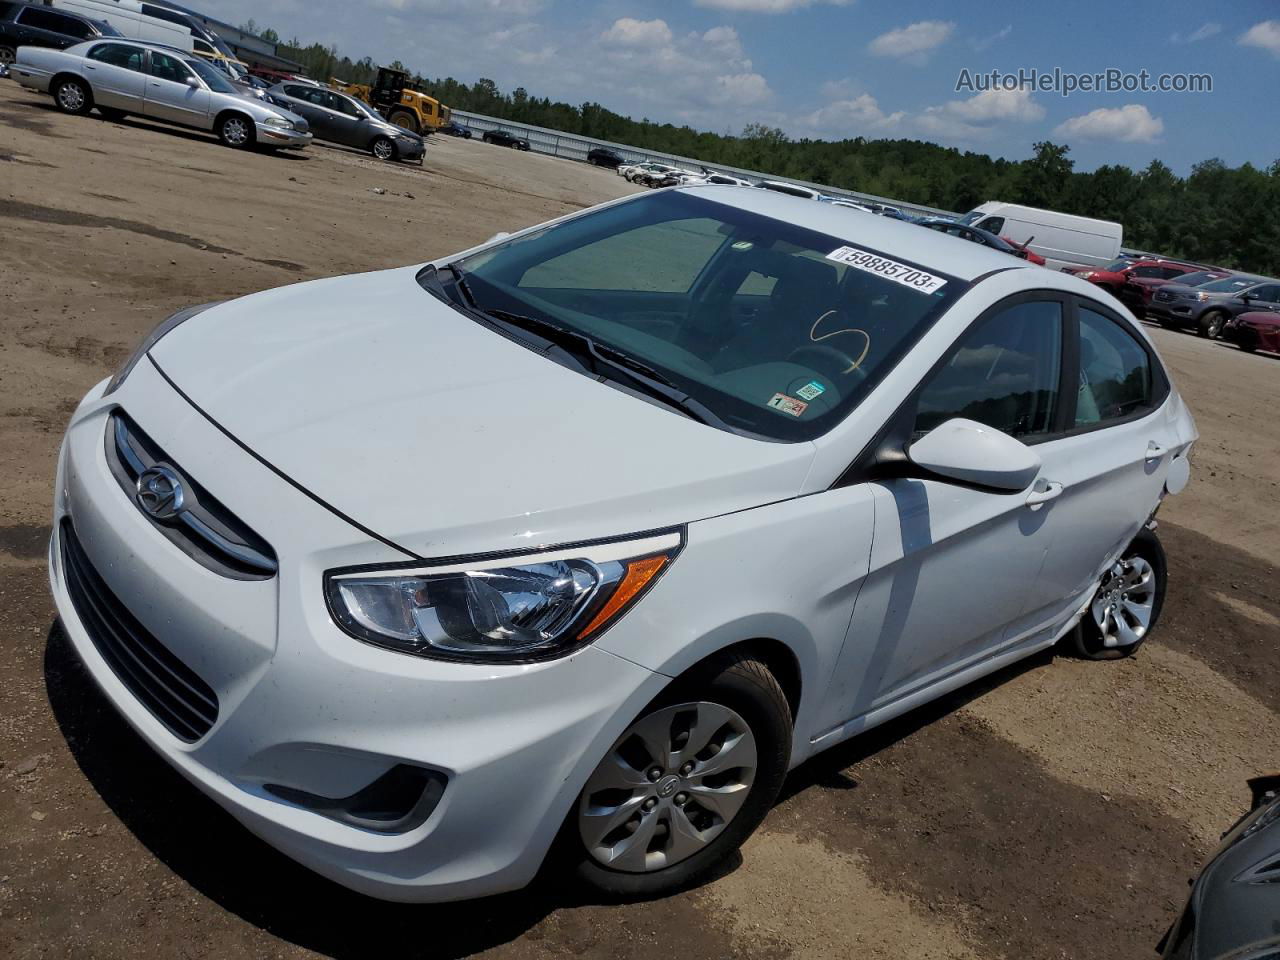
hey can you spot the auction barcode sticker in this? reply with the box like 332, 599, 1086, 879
826, 246, 948, 295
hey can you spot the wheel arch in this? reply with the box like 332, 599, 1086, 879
213, 107, 254, 134
50, 70, 91, 100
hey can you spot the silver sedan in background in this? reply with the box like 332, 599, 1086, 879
10, 38, 311, 150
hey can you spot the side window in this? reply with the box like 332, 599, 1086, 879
148, 51, 193, 83
331, 94, 360, 117
1075, 307, 1152, 426
977, 216, 1005, 234
88, 43, 143, 71
283, 84, 307, 99
1161, 267, 1188, 280
915, 300, 1063, 439
18, 7, 80, 33
1254, 285, 1280, 304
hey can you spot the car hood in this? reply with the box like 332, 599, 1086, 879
149, 266, 815, 558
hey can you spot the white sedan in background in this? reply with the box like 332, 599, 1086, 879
10, 38, 310, 149
49, 186, 1195, 904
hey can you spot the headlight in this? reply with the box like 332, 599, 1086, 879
262, 115, 292, 128
326, 532, 681, 663
105, 302, 220, 395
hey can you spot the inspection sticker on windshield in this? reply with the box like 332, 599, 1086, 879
767, 393, 808, 417
796, 380, 826, 401
826, 246, 948, 294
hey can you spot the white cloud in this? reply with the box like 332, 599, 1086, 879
971, 24, 1011, 51
694, 0, 852, 12
600, 17, 673, 48
868, 20, 954, 61
1053, 104, 1164, 143
1170, 22, 1220, 44
1239, 20, 1280, 57
914, 86, 1043, 140
804, 93, 905, 135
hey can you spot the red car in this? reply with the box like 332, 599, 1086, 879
1076, 258, 1203, 294
1229, 311, 1280, 354
1122, 268, 1229, 316
1002, 237, 1045, 265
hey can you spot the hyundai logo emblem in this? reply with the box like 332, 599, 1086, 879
136, 465, 186, 521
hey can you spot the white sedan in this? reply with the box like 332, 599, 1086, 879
49, 186, 1195, 903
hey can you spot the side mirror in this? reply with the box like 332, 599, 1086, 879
1241, 292, 1254, 302
908, 418, 1040, 491
185, 75, 200, 88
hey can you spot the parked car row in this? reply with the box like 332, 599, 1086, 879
8, 36, 427, 162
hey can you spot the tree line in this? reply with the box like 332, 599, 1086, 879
264, 31, 1280, 277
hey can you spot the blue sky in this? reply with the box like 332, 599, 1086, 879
215, 0, 1280, 174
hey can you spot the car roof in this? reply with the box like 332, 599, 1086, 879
75, 37, 197, 61
677, 185, 1032, 283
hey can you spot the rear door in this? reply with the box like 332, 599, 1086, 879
82, 41, 146, 108
142, 49, 209, 127
1009, 296, 1178, 638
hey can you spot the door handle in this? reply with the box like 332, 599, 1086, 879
1145, 441, 1168, 461
1025, 480, 1064, 508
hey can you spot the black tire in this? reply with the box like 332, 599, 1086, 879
97, 106, 126, 122
569, 651, 792, 898
52, 75, 92, 115
1199, 310, 1227, 339
216, 112, 254, 149
387, 110, 420, 135
371, 136, 396, 162
0, 45, 16, 67
1069, 528, 1167, 660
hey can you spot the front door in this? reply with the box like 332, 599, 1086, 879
817, 296, 1070, 733
142, 50, 210, 127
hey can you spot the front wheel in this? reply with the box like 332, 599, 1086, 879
1069, 528, 1166, 660
1199, 311, 1227, 339
371, 136, 396, 161
570, 653, 791, 897
53, 76, 92, 115
217, 113, 254, 149
0, 45, 16, 67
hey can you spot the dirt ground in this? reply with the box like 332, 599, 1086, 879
2, 80, 1278, 960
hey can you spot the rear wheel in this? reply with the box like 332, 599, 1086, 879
387, 110, 419, 135
1069, 528, 1166, 660
53, 76, 92, 115
371, 136, 396, 161
570, 653, 791, 897
216, 113, 254, 148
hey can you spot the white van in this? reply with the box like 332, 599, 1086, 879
50, 0, 193, 52
958, 202, 1122, 272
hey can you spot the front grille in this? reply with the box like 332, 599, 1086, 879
1156, 291, 1175, 302
60, 520, 219, 742
106, 412, 277, 580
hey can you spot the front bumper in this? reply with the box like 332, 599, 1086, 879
256, 123, 312, 149
395, 137, 425, 161
48, 360, 666, 901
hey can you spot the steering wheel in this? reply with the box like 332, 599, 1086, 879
787, 344, 868, 383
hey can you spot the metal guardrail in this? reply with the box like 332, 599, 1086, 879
451, 110, 959, 220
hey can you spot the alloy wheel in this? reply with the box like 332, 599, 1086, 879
0, 47, 16, 66
373, 138, 394, 160
579, 701, 757, 873
1090, 555, 1156, 649
222, 117, 249, 146
57, 82, 85, 112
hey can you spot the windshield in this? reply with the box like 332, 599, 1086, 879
91, 18, 123, 36
187, 57, 237, 94
1101, 258, 1131, 271
448, 191, 968, 441
350, 96, 383, 120
1177, 270, 1223, 286
1201, 276, 1256, 293
957, 211, 982, 226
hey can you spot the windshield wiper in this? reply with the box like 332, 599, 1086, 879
481, 308, 731, 430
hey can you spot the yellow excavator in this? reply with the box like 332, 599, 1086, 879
329, 68, 451, 135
